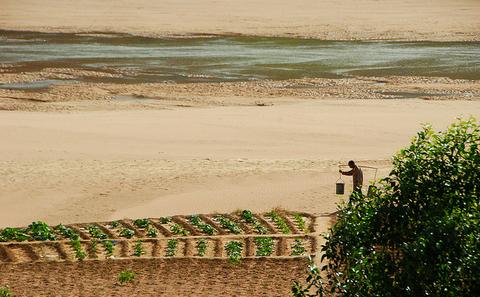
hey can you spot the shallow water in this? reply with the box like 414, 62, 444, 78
0, 79, 77, 90
1, 31, 479, 83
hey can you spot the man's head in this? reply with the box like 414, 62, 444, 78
348, 160, 355, 168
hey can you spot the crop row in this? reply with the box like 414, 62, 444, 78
0, 211, 314, 243
0, 235, 316, 263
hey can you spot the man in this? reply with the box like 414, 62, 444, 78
339, 160, 363, 194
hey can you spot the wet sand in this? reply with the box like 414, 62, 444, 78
1, 0, 479, 41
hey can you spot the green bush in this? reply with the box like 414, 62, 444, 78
296, 119, 480, 296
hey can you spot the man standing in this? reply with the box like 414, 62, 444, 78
339, 160, 363, 194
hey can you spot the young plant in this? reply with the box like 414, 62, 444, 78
102, 240, 115, 257
170, 224, 189, 236
189, 215, 215, 235
225, 241, 243, 264
240, 210, 268, 234
133, 241, 145, 257
146, 227, 158, 238
55, 224, 79, 240
293, 213, 307, 232
119, 228, 135, 239
290, 239, 306, 256
166, 239, 178, 257
196, 239, 208, 257
86, 225, 108, 240
159, 217, 171, 224
240, 210, 256, 224
253, 222, 268, 234
90, 239, 98, 258
118, 270, 135, 285
70, 238, 86, 260
110, 221, 120, 228
254, 237, 274, 256
0, 286, 14, 297
133, 219, 150, 229
214, 215, 242, 234
27, 221, 56, 241
0, 228, 29, 242
267, 211, 291, 234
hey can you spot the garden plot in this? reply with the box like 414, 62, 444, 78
0, 210, 317, 264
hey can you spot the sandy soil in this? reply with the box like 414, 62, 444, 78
1, 99, 479, 228
1, 0, 479, 41
0, 258, 309, 296
1, 75, 479, 111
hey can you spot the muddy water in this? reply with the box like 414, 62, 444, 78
1, 30, 479, 84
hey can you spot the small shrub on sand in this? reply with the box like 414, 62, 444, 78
118, 270, 135, 285
0, 286, 14, 297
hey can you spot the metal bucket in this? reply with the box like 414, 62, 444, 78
336, 178, 345, 195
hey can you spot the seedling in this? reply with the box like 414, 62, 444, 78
55, 224, 79, 240
189, 215, 215, 235
119, 228, 135, 239
110, 221, 120, 228
291, 239, 306, 256
214, 215, 242, 234
196, 239, 208, 257
166, 239, 178, 257
133, 219, 150, 229
293, 213, 307, 232
86, 225, 108, 240
267, 211, 291, 234
102, 240, 115, 257
240, 210, 256, 224
253, 223, 268, 234
118, 270, 135, 285
146, 227, 158, 238
254, 237, 274, 256
0, 286, 14, 297
0, 228, 29, 242
133, 241, 145, 257
240, 210, 268, 234
159, 217, 172, 224
27, 221, 57, 241
90, 239, 98, 257
225, 241, 243, 264
170, 224, 189, 236
70, 238, 86, 260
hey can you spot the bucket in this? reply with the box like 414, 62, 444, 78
336, 176, 345, 195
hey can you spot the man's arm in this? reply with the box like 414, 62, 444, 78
340, 169, 354, 176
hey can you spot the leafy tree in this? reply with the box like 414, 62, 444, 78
295, 119, 480, 296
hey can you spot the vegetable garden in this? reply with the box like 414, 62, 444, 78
0, 210, 316, 263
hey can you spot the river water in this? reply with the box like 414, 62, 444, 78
1, 31, 479, 84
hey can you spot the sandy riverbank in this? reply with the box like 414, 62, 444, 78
1, 99, 479, 228
1, 76, 479, 111
1, 0, 479, 41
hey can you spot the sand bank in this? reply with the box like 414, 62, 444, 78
1, 99, 479, 227
1, 0, 479, 41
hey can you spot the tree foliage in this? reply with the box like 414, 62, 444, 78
296, 119, 480, 296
